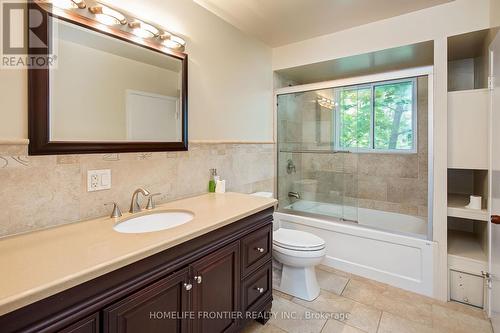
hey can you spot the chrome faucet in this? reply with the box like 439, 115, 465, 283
288, 191, 300, 199
129, 188, 151, 213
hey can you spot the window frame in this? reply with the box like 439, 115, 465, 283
334, 77, 418, 154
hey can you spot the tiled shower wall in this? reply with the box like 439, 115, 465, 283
0, 143, 275, 237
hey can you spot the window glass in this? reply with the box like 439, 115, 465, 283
374, 81, 414, 150
338, 87, 371, 149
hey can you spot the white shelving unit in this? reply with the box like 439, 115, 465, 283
446, 28, 494, 309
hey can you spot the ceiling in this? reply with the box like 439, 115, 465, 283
194, 0, 453, 47
276, 41, 434, 85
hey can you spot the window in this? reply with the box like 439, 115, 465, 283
335, 78, 417, 153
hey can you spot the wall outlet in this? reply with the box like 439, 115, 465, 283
87, 169, 112, 192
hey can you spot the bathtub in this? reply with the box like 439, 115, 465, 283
274, 202, 437, 297
283, 200, 428, 237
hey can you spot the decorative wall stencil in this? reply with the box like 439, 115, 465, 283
137, 153, 153, 160
0, 156, 29, 168
103, 154, 120, 161
11, 156, 29, 166
0, 157, 7, 169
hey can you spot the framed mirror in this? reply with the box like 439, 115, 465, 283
28, 1, 188, 155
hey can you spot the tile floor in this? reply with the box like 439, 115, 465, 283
242, 265, 493, 333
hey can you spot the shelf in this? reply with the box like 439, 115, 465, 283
448, 230, 487, 274
447, 194, 489, 221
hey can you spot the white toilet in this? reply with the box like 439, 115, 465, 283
249, 191, 326, 301
273, 228, 326, 301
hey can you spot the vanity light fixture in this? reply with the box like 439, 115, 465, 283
160, 33, 186, 51
51, 0, 86, 9
88, 4, 127, 25
128, 20, 159, 38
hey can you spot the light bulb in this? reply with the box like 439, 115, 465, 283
88, 4, 126, 25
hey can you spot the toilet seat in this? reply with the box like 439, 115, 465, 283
273, 229, 325, 251
273, 244, 326, 258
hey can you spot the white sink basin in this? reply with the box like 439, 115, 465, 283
113, 211, 194, 234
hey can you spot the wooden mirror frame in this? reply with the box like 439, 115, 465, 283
28, 1, 188, 155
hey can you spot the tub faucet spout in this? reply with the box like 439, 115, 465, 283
288, 191, 300, 199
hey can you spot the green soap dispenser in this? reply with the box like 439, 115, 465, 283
208, 168, 217, 192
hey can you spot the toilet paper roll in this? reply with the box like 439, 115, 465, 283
465, 195, 482, 210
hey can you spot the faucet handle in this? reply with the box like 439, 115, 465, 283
105, 202, 122, 218
146, 193, 162, 210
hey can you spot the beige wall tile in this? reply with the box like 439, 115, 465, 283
0, 143, 275, 237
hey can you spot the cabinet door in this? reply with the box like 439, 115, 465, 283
448, 89, 490, 169
58, 313, 100, 333
191, 242, 240, 333
104, 267, 191, 333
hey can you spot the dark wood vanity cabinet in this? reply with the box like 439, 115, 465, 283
0, 207, 274, 333
191, 242, 240, 333
104, 267, 191, 333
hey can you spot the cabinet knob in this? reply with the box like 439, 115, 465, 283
492, 215, 500, 224
184, 283, 192, 291
255, 287, 264, 293
255, 247, 265, 253
194, 275, 202, 284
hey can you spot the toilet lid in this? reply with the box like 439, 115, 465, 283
273, 229, 325, 251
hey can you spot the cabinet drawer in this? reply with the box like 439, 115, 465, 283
241, 225, 272, 276
450, 270, 484, 308
242, 261, 272, 312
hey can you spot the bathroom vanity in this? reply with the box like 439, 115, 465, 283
0, 193, 276, 333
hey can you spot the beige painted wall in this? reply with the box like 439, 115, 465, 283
492, 0, 500, 26
0, 0, 273, 142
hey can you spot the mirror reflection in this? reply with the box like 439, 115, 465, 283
49, 18, 183, 142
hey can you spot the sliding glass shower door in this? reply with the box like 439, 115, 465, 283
276, 88, 360, 222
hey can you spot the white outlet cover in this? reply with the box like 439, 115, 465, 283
87, 169, 112, 192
